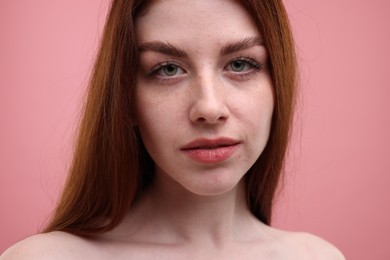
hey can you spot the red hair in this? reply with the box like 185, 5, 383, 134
44, 0, 296, 236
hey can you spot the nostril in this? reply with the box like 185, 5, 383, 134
194, 114, 228, 124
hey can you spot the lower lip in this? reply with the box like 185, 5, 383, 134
181, 144, 239, 164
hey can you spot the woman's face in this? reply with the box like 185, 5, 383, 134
135, 0, 274, 196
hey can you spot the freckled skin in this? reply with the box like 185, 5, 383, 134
135, 0, 274, 196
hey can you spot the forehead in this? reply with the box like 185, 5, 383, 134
135, 0, 259, 45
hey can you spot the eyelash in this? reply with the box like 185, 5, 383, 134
229, 56, 263, 70
148, 61, 184, 76
225, 56, 263, 80
147, 56, 263, 82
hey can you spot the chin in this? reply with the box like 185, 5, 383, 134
181, 172, 245, 197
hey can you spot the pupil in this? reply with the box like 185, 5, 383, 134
232, 61, 244, 71
165, 64, 177, 75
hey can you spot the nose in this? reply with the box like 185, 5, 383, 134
189, 75, 230, 124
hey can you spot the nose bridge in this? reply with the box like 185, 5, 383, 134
197, 72, 222, 102
189, 70, 229, 124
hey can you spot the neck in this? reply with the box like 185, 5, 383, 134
125, 172, 260, 247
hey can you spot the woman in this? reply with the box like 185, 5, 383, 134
2, 0, 344, 259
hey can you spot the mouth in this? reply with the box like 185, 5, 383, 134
181, 137, 240, 150
180, 137, 240, 163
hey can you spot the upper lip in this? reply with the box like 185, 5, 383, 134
181, 137, 240, 150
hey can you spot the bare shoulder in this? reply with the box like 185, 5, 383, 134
257, 224, 345, 260
282, 231, 345, 260
1, 231, 94, 260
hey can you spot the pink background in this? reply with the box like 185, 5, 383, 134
1, 0, 389, 258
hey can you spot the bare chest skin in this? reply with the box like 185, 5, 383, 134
69, 235, 310, 260
0, 218, 344, 259
57, 217, 339, 260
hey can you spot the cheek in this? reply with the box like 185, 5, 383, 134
236, 84, 274, 126
255, 81, 274, 124
257, 90, 274, 138
135, 105, 165, 164
135, 89, 181, 148
135, 90, 158, 147
239, 85, 274, 154
136, 87, 165, 129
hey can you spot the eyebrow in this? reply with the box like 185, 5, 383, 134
221, 36, 264, 55
138, 41, 188, 58
138, 36, 263, 57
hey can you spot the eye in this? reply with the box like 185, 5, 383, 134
229, 60, 247, 72
153, 63, 186, 77
225, 58, 263, 73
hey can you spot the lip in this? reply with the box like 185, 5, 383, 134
180, 137, 240, 163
